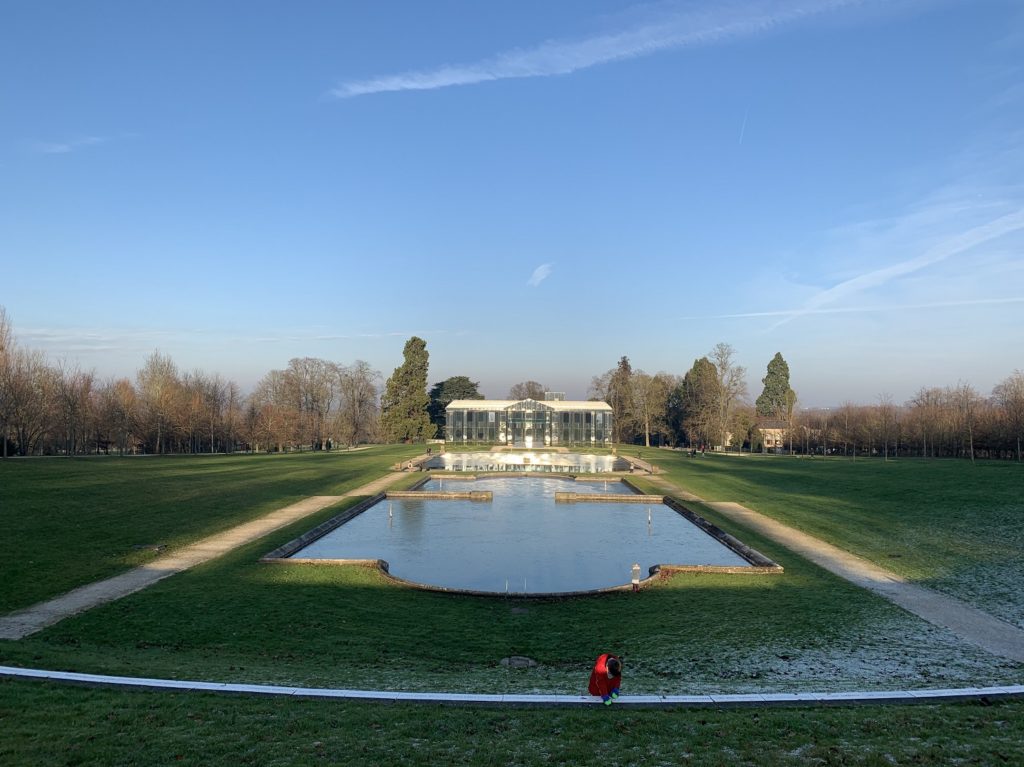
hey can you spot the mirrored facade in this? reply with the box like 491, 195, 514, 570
445, 398, 612, 447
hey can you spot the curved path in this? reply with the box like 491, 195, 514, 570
0, 472, 404, 641
647, 476, 1024, 664
2, 665, 1022, 707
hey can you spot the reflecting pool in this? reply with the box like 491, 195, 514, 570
423, 451, 629, 473
291, 477, 751, 593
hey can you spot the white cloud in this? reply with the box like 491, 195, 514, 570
680, 296, 1024, 321
527, 263, 554, 287
331, 0, 871, 98
767, 206, 1024, 331
30, 136, 108, 155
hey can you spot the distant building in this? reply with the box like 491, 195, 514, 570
757, 419, 789, 451
445, 397, 612, 447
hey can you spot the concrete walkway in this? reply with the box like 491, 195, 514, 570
646, 476, 1024, 664
0, 472, 405, 641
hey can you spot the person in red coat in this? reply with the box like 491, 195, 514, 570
588, 653, 622, 705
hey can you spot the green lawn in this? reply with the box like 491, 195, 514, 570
637, 451, 1024, 628
2, 678, 1022, 767
2, 456, 1018, 694
0, 446, 423, 613
2, 448, 1022, 765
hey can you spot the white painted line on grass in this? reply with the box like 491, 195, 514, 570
2, 666, 1022, 707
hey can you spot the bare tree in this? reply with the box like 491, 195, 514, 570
993, 371, 1024, 461
98, 378, 139, 455
630, 371, 671, 447
6, 348, 56, 455
286, 357, 341, 450
951, 382, 982, 462
875, 394, 898, 461
710, 342, 748, 450
251, 369, 300, 452
203, 374, 227, 454
137, 351, 180, 454
54, 361, 95, 455
224, 380, 242, 453
507, 380, 546, 400
335, 360, 380, 447
0, 306, 13, 457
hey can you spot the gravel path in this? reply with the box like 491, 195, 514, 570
0, 472, 405, 640
645, 476, 1024, 663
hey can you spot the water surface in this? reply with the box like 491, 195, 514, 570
293, 476, 750, 593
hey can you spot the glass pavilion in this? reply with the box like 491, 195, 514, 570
445, 396, 613, 447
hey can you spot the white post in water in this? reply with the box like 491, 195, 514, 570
632, 563, 641, 592
647, 507, 652, 525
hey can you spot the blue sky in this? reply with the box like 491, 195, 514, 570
2, 0, 1022, 406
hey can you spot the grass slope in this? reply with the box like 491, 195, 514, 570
2, 679, 1023, 767
2, 448, 1023, 764
0, 446, 422, 613
644, 452, 1024, 628
2, 479, 1017, 694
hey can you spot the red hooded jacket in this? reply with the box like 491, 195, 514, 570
588, 653, 622, 697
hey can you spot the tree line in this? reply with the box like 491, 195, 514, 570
0, 308, 381, 456
582, 344, 1023, 461
2, 306, 1022, 459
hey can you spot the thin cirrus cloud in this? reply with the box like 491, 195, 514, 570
330, 0, 871, 99
30, 136, 109, 155
765, 206, 1024, 331
680, 296, 1024, 321
527, 263, 554, 287
29, 132, 138, 155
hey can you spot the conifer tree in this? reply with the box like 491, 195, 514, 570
755, 352, 796, 420
380, 336, 433, 443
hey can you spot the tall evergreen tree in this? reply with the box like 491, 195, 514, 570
380, 336, 433, 443
428, 375, 483, 438
755, 352, 796, 420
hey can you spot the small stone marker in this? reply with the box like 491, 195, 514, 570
500, 656, 538, 668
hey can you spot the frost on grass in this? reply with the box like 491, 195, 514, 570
285, 610, 1022, 695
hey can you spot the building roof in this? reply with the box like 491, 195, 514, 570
446, 398, 612, 412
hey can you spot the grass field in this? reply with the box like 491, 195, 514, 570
3, 678, 1023, 767
637, 451, 1024, 628
0, 446, 423, 613
1, 448, 1022, 765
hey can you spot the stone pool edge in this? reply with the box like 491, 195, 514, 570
260, 477, 783, 594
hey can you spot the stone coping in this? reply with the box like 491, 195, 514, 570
385, 490, 493, 501
3, 666, 1021, 708
661, 496, 784, 571
554, 492, 665, 503
263, 478, 782, 591
260, 494, 386, 561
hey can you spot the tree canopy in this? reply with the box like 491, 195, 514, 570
380, 336, 433, 443
507, 380, 546, 400
756, 352, 796, 421
428, 376, 483, 438
678, 357, 719, 447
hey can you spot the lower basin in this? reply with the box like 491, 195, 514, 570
289, 477, 753, 594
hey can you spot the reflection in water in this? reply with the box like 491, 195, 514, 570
293, 477, 751, 593
424, 451, 629, 473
